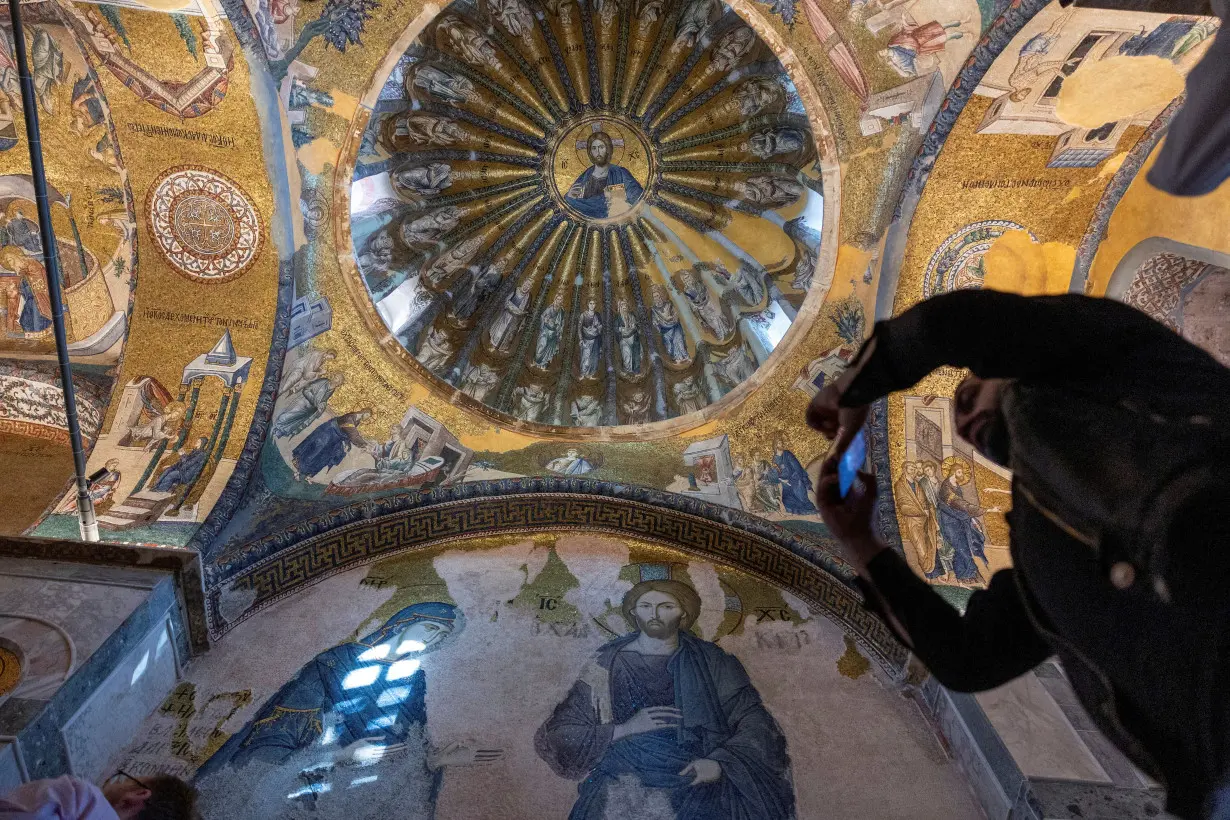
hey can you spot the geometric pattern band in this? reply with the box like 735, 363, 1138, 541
212, 493, 907, 671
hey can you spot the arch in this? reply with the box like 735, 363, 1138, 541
1104, 237, 1230, 302
206, 486, 904, 671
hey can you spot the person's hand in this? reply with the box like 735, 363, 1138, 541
679, 758, 722, 786
428, 741, 504, 769
613, 706, 681, 740
814, 459, 885, 574
806, 384, 869, 464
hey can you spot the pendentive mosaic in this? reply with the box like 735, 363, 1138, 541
348, 0, 825, 430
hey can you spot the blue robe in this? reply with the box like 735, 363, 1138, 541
4, 215, 41, 255
929, 480, 988, 581
536, 632, 796, 820
292, 417, 362, 479
774, 449, 817, 514
198, 603, 459, 778
152, 447, 209, 492
564, 165, 644, 219
18, 278, 50, 332
1120, 20, 1197, 58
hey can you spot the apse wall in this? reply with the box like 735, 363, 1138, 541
110, 531, 984, 820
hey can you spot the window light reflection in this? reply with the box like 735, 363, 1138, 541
342, 665, 381, 689
387, 658, 421, 681
358, 642, 392, 661
287, 784, 332, 800
376, 686, 412, 707
367, 715, 396, 730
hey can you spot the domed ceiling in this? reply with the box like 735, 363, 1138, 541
349, 0, 824, 430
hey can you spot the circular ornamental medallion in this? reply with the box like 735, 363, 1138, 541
923, 220, 1036, 299
147, 166, 263, 282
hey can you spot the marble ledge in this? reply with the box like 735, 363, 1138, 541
0, 535, 208, 656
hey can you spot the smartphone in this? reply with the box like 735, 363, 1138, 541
838, 429, 867, 499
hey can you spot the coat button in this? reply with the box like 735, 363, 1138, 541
1109, 562, 1136, 589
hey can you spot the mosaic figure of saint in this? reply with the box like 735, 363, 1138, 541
273, 374, 344, 439
489, 278, 532, 351
672, 375, 705, 415
70, 75, 105, 136
61, 459, 120, 514
621, 389, 651, 424
743, 128, 806, 160
536, 579, 796, 819
734, 76, 783, 117
412, 65, 477, 105
460, 363, 500, 402
395, 163, 453, 198
370, 422, 422, 469
752, 460, 782, 512
570, 394, 602, 426
651, 287, 690, 363
291, 408, 372, 481
792, 246, 817, 293
714, 345, 756, 388
772, 434, 817, 515
450, 264, 501, 322
418, 326, 455, 371
514, 382, 549, 422
930, 457, 996, 584
545, 447, 595, 475
0, 248, 51, 333
564, 131, 644, 220
637, 0, 663, 31
711, 26, 755, 72
400, 207, 462, 251
152, 437, 210, 494
30, 28, 64, 115
358, 230, 395, 290
680, 271, 733, 340
438, 18, 503, 71
280, 348, 337, 397
674, 0, 717, 50
196, 603, 502, 820
423, 235, 483, 287
535, 293, 566, 368
490, 0, 535, 38
880, 17, 965, 78
896, 461, 939, 574
712, 261, 766, 306
733, 458, 755, 511
388, 114, 467, 148
1, 202, 43, 256
614, 298, 642, 375
733, 175, 804, 209
577, 299, 603, 378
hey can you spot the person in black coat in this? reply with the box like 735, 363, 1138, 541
807, 289, 1230, 820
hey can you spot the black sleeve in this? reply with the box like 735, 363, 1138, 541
1146, 0, 1230, 197
838, 290, 1229, 416
858, 550, 1052, 693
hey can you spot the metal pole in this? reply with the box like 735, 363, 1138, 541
8, 0, 98, 541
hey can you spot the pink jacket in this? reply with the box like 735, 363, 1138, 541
0, 777, 119, 820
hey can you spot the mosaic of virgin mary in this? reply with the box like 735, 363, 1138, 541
564, 131, 644, 219
195, 603, 502, 819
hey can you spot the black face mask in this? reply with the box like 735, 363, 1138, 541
978, 408, 1012, 467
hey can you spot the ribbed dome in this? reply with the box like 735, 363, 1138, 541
349, 0, 824, 429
